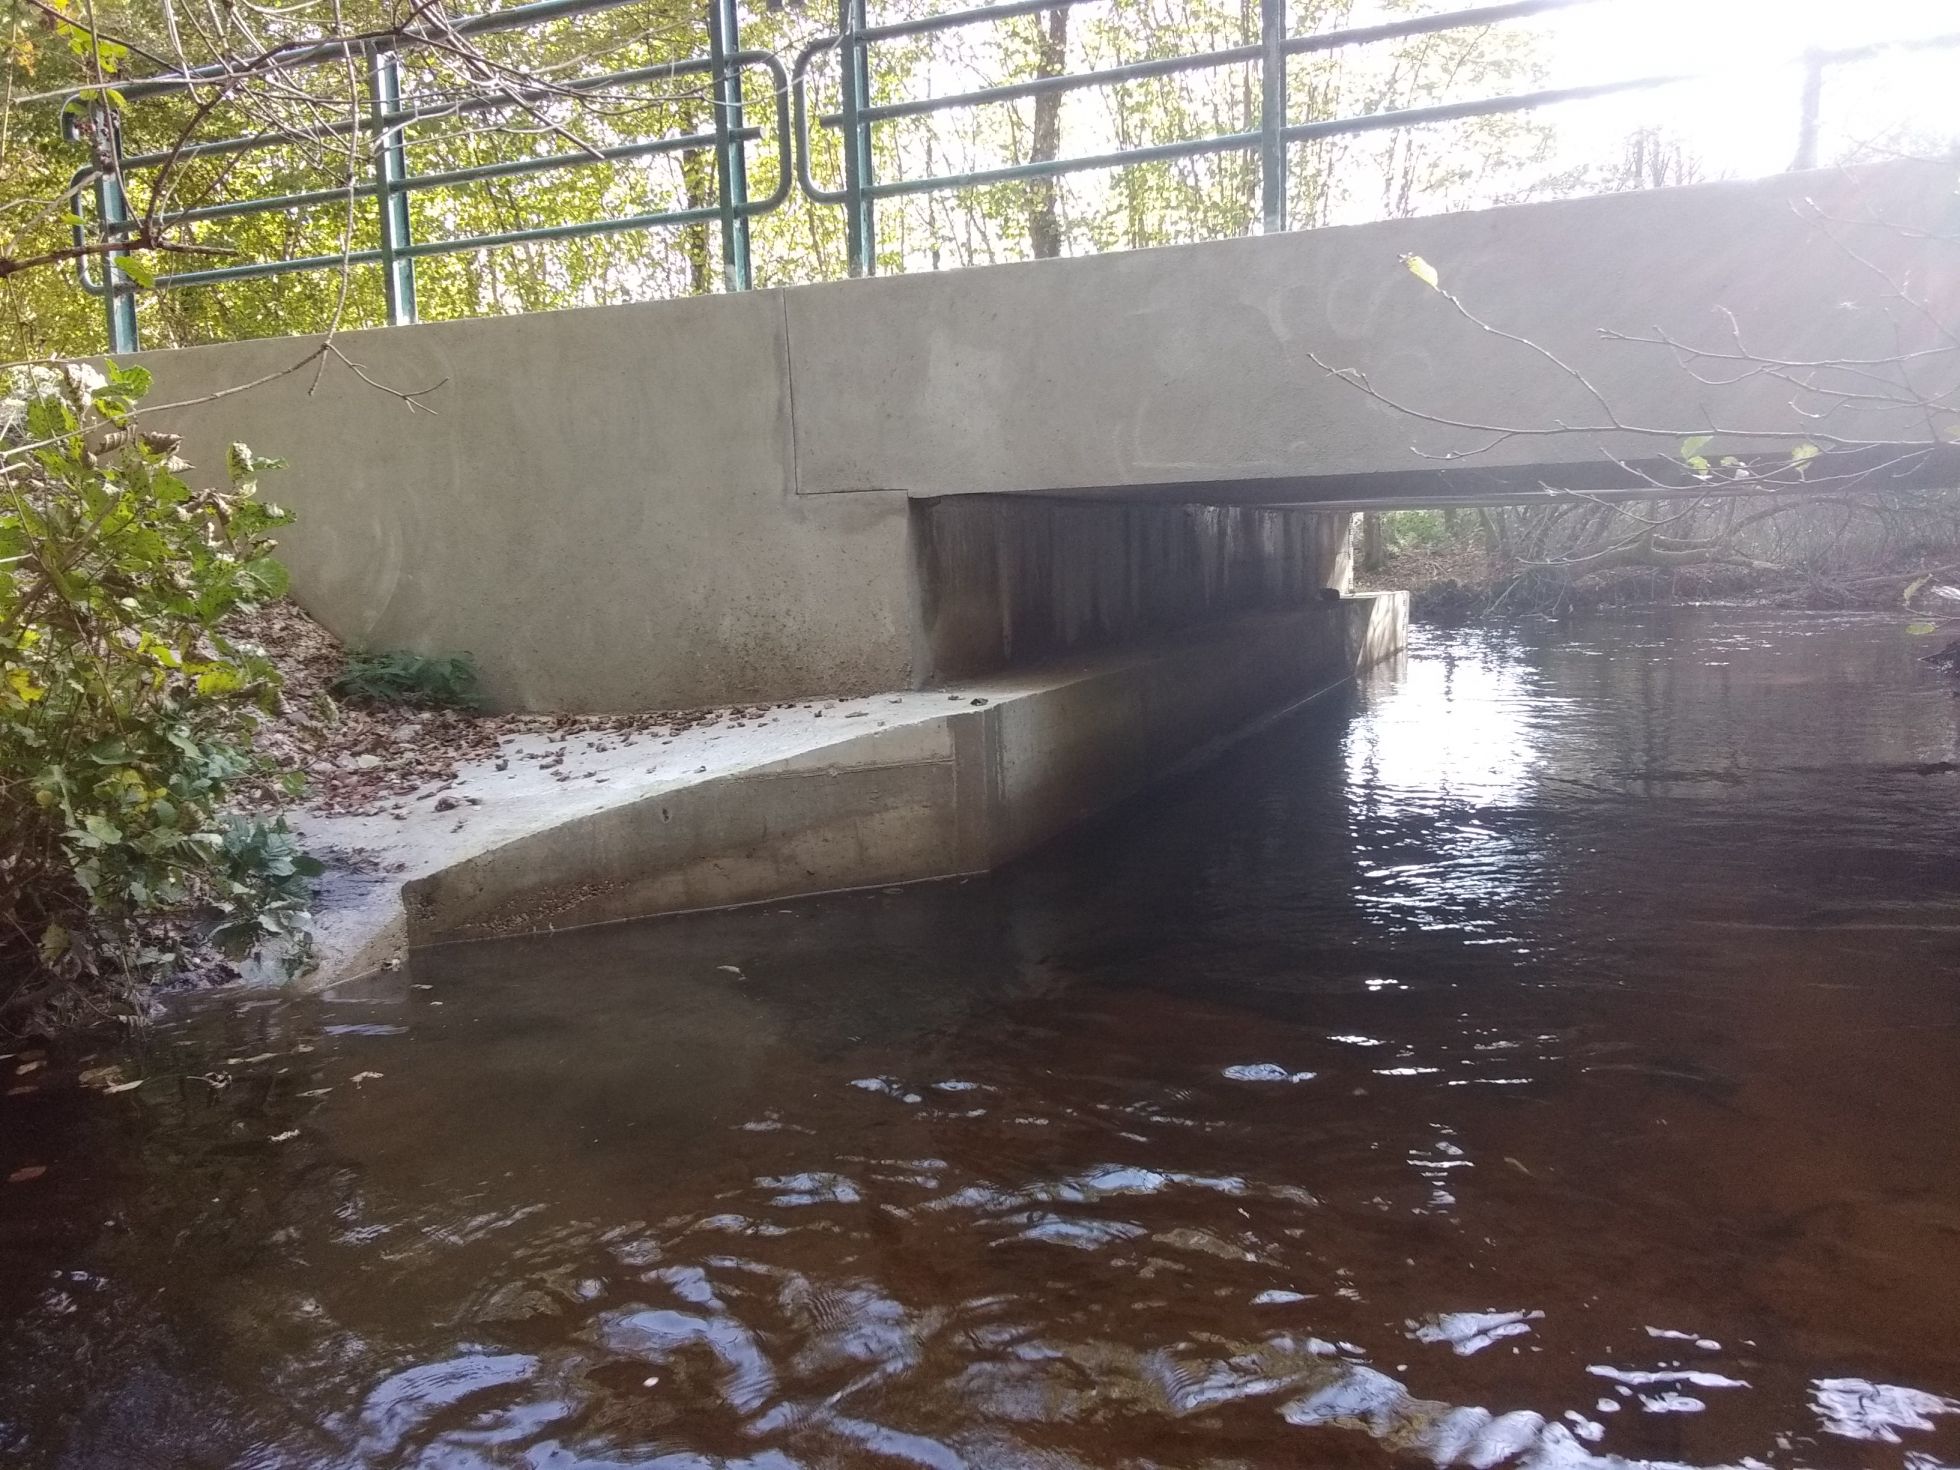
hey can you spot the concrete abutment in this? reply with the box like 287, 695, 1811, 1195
390, 592, 1406, 960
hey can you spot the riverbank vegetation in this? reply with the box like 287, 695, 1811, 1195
0, 362, 317, 1036
1355, 492, 1960, 619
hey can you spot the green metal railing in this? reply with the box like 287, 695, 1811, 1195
791, 0, 1960, 280
793, 0, 1625, 277
63, 0, 1960, 351
67, 0, 787, 351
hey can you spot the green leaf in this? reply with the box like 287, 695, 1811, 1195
79, 813, 123, 847
1907, 621, 1939, 635
1790, 442, 1820, 467
1680, 435, 1713, 460
116, 255, 156, 288
239, 557, 291, 599
1400, 253, 1440, 291
106, 362, 153, 397
39, 923, 71, 963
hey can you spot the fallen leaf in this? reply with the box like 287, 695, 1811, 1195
1505, 1156, 1532, 1176
15, 1060, 44, 1076
1401, 252, 1441, 290
78, 1065, 125, 1090
350, 1071, 384, 1084
7, 1165, 47, 1183
104, 1079, 145, 1095
269, 1129, 299, 1143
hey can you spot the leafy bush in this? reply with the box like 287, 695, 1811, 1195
0, 360, 317, 1032
1383, 509, 1458, 555
331, 648, 483, 710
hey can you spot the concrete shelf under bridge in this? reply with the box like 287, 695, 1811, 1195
291, 596, 1405, 985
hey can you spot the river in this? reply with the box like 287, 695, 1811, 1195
3, 608, 1957, 1469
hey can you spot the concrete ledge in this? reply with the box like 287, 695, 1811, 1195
403, 593, 1403, 953
284, 591, 1403, 983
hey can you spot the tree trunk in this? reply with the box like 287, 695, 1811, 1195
1027, 8, 1069, 258
1360, 512, 1388, 573
678, 106, 716, 295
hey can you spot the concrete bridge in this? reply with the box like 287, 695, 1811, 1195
145, 158, 1958, 713
129, 158, 1959, 972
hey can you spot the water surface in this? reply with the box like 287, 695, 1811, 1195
4, 608, 1958, 1469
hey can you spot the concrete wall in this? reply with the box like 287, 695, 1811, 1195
140, 294, 920, 711
786, 158, 1960, 502
140, 301, 1357, 710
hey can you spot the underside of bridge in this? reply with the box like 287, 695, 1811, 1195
134, 156, 1957, 710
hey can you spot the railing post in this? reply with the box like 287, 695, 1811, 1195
92, 105, 140, 354
837, 0, 877, 276
1259, 0, 1286, 233
368, 46, 418, 325
1793, 49, 1823, 171
706, 0, 752, 290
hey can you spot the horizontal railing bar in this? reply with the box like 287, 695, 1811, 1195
109, 0, 660, 102
149, 192, 781, 288
845, 72, 1710, 204
118, 53, 725, 171
1279, 0, 1604, 58
156, 126, 758, 225
1281, 71, 1702, 142
802, 0, 1601, 79
864, 127, 1260, 200
842, 0, 1602, 51
822, 43, 1262, 126
1808, 27, 1960, 68
153, 246, 390, 287
857, 0, 1101, 47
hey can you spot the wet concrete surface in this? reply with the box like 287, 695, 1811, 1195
2, 608, 1957, 1469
